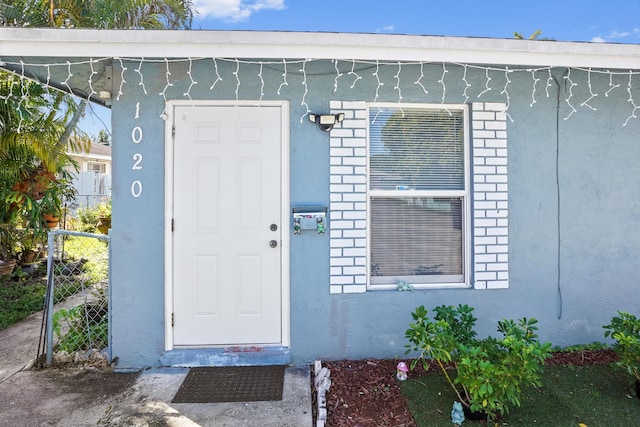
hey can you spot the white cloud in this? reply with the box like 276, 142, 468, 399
607, 30, 631, 38
375, 25, 395, 33
194, 0, 285, 22
591, 28, 639, 43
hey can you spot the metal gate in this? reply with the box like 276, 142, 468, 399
41, 230, 110, 365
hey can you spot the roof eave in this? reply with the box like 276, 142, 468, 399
69, 152, 111, 161
1, 28, 639, 69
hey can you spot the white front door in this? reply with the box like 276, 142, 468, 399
172, 104, 283, 346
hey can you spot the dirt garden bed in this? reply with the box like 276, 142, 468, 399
323, 349, 619, 427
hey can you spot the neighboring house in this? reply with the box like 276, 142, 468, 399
67, 142, 112, 208
2, 29, 639, 369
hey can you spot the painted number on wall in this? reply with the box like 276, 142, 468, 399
131, 102, 143, 198
132, 153, 143, 170
131, 126, 143, 144
131, 180, 143, 198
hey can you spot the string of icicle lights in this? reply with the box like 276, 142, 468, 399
2, 56, 640, 127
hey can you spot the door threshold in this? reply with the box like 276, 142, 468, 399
160, 346, 290, 367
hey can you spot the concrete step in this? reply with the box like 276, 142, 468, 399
160, 346, 290, 367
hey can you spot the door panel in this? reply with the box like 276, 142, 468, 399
173, 105, 282, 346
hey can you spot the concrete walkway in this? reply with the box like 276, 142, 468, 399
0, 309, 313, 426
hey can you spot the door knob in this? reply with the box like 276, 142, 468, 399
269, 240, 278, 248
270, 224, 278, 231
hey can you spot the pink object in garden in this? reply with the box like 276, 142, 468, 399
396, 362, 408, 381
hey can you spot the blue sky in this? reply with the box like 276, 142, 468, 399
191, 0, 640, 43
80, 0, 640, 136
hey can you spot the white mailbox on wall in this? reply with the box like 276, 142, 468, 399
292, 206, 327, 234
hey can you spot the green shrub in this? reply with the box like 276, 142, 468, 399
59, 236, 108, 285
74, 206, 99, 233
72, 201, 110, 233
53, 300, 108, 353
604, 311, 640, 382
405, 304, 551, 422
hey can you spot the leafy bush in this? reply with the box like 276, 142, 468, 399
53, 298, 108, 353
72, 201, 111, 233
61, 236, 108, 285
405, 304, 552, 422
74, 206, 100, 233
2, 170, 77, 242
604, 311, 640, 382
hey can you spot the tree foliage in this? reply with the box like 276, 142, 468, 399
0, 0, 195, 29
0, 72, 84, 184
0, 0, 197, 261
514, 29, 542, 40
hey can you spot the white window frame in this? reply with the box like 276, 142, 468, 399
86, 161, 107, 173
366, 102, 471, 290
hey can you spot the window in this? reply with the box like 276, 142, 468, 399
86, 162, 106, 173
368, 104, 469, 288
329, 100, 507, 293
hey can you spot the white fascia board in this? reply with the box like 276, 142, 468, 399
81, 154, 112, 161
67, 152, 111, 161
1, 28, 639, 70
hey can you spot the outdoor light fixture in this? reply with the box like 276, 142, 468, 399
97, 90, 112, 106
309, 113, 345, 132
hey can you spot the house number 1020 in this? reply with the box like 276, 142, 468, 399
131, 111, 144, 198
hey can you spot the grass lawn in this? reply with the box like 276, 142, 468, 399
402, 364, 640, 426
0, 234, 109, 331
0, 268, 47, 330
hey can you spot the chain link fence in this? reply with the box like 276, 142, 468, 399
42, 230, 110, 365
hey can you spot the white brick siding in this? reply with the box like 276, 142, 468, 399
471, 102, 509, 289
328, 101, 509, 293
329, 101, 368, 294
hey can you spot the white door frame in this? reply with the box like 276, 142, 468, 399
164, 100, 290, 350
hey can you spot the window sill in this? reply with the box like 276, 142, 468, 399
367, 282, 472, 291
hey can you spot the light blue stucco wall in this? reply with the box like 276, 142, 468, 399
110, 58, 640, 368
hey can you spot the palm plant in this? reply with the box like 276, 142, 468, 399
1, 0, 195, 151
0, 0, 195, 29
0, 71, 84, 259
0, 0, 48, 27
0, 0, 197, 261
91, 0, 195, 29
0, 72, 84, 183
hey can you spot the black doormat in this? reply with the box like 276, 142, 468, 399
172, 366, 285, 403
